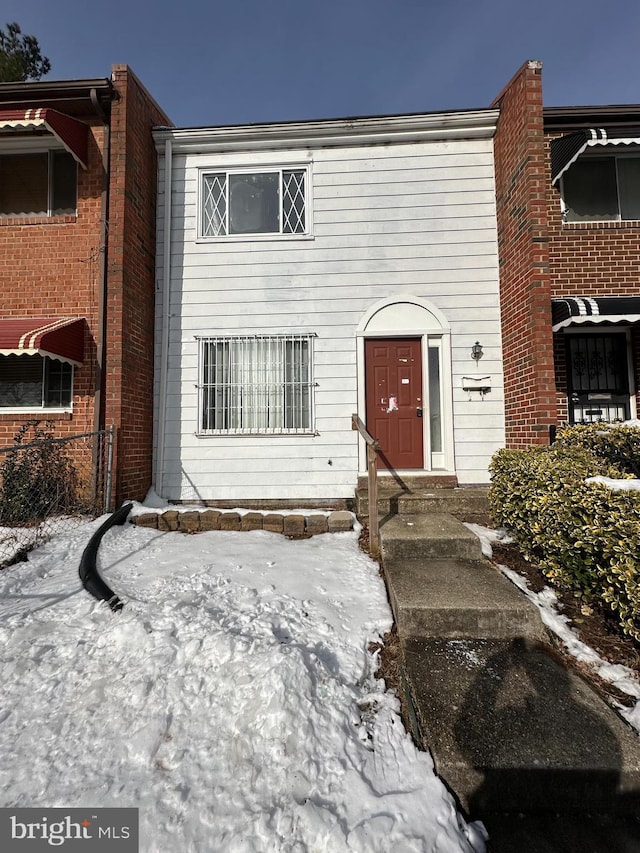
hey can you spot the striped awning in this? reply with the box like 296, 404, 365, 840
0, 108, 88, 168
551, 297, 640, 332
0, 317, 85, 365
551, 128, 640, 185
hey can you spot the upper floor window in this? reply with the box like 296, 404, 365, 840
562, 155, 640, 222
0, 355, 73, 409
0, 150, 77, 218
201, 168, 307, 238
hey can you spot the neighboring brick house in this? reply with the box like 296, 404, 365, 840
493, 61, 640, 448
0, 66, 170, 504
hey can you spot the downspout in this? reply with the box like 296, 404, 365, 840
155, 138, 173, 496
91, 86, 110, 435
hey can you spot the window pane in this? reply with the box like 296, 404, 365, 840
617, 157, 640, 220
202, 174, 227, 236
284, 338, 310, 428
563, 158, 619, 221
0, 355, 43, 407
282, 170, 306, 234
0, 355, 73, 408
52, 151, 77, 215
0, 153, 48, 216
428, 346, 442, 453
229, 173, 279, 234
44, 359, 73, 407
201, 340, 230, 430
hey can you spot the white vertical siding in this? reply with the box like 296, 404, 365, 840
155, 136, 505, 500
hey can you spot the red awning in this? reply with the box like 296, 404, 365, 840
0, 318, 85, 365
0, 108, 89, 169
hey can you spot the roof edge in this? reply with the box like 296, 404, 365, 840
0, 77, 113, 97
545, 104, 640, 131
0, 78, 115, 122
153, 108, 500, 153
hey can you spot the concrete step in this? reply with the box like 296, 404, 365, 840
356, 486, 490, 519
403, 638, 640, 817
383, 556, 545, 640
380, 513, 485, 562
357, 474, 459, 491
483, 812, 640, 852
380, 513, 545, 640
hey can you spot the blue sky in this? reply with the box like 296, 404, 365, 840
3, 0, 638, 127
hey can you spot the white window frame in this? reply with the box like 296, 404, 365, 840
0, 354, 74, 413
560, 150, 640, 223
197, 164, 312, 241
196, 334, 316, 436
0, 138, 78, 218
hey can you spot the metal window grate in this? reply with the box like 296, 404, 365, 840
202, 173, 227, 236
282, 170, 305, 234
566, 333, 631, 424
198, 334, 314, 434
567, 334, 628, 393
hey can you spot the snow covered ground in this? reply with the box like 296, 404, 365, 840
0, 513, 485, 853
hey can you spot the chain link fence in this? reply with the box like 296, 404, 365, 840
0, 423, 114, 567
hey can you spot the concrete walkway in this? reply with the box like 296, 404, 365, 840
377, 505, 640, 852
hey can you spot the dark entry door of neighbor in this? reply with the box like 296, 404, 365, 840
566, 333, 630, 423
365, 338, 424, 470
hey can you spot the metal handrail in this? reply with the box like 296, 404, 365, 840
351, 413, 380, 555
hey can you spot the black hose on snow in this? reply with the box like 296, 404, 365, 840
79, 503, 133, 612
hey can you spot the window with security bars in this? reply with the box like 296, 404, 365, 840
201, 169, 307, 237
198, 335, 314, 434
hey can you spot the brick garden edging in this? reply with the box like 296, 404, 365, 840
131, 509, 354, 538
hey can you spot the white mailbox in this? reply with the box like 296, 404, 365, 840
462, 376, 491, 399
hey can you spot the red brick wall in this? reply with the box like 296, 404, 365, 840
0, 122, 106, 443
546, 133, 640, 421
492, 61, 556, 448
105, 66, 171, 504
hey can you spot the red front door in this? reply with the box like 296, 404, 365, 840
365, 338, 424, 470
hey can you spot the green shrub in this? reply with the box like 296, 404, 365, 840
0, 421, 78, 524
489, 443, 640, 642
553, 422, 640, 476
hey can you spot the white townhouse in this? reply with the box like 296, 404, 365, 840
152, 109, 505, 504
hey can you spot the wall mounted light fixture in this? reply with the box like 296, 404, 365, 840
471, 341, 483, 361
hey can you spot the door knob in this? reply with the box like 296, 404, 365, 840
416, 408, 423, 418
